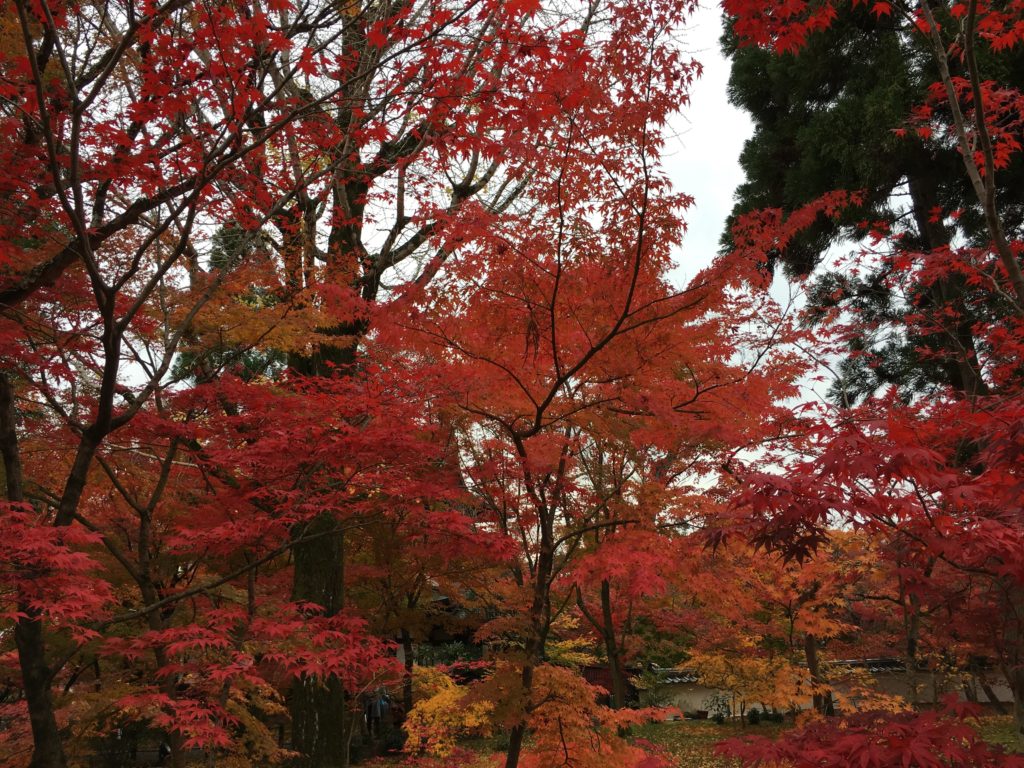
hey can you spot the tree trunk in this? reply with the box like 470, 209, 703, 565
1011, 668, 1024, 746
600, 580, 627, 709
400, 628, 414, 714
907, 171, 989, 401
899, 556, 933, 708
979, 676, 1008, 715
14, 618, 67, 768
289, 516, 349, 768
291, 676, 349, 768
504, 534, 554, 768
804, 633, 831, 715
2, 372, 68, 768
505, 724, 526, 767
1005, 585, 1024, 747
504, 663, 534, 768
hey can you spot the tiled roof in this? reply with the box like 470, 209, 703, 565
660, 671, 700, 684
828, 658, 906, 674
648, 665, 700, 684
648, 658, 910, 685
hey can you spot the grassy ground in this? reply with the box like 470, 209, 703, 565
373, 716, 1020, 767
370, 720, 782, 767
976, 715, 1021, 753
636, 716, 1021, 767
634, 719, 782, 768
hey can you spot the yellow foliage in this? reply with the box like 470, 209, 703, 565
408, 662, 668, 767
794, 708, 825, 729
409, 665, 456, 700
404, 667, 494, 757
521, 665, 666, 768
545, 636, 598, 669
687, 652, 809, 712
826, 666, 911, 715
0, 15, 24, 59
219, 682, 293, 767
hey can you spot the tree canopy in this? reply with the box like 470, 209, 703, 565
3, 0, 1024, 766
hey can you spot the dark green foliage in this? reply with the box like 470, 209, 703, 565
173, 222, 285, 383
704, 692, 732, 721
722, 6, 931, 275
722, 7, 1024, 403
89, 720, 150, 768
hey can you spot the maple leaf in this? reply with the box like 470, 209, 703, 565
507, 0, 542, 15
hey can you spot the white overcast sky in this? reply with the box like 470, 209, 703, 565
666, 2, 754, 285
